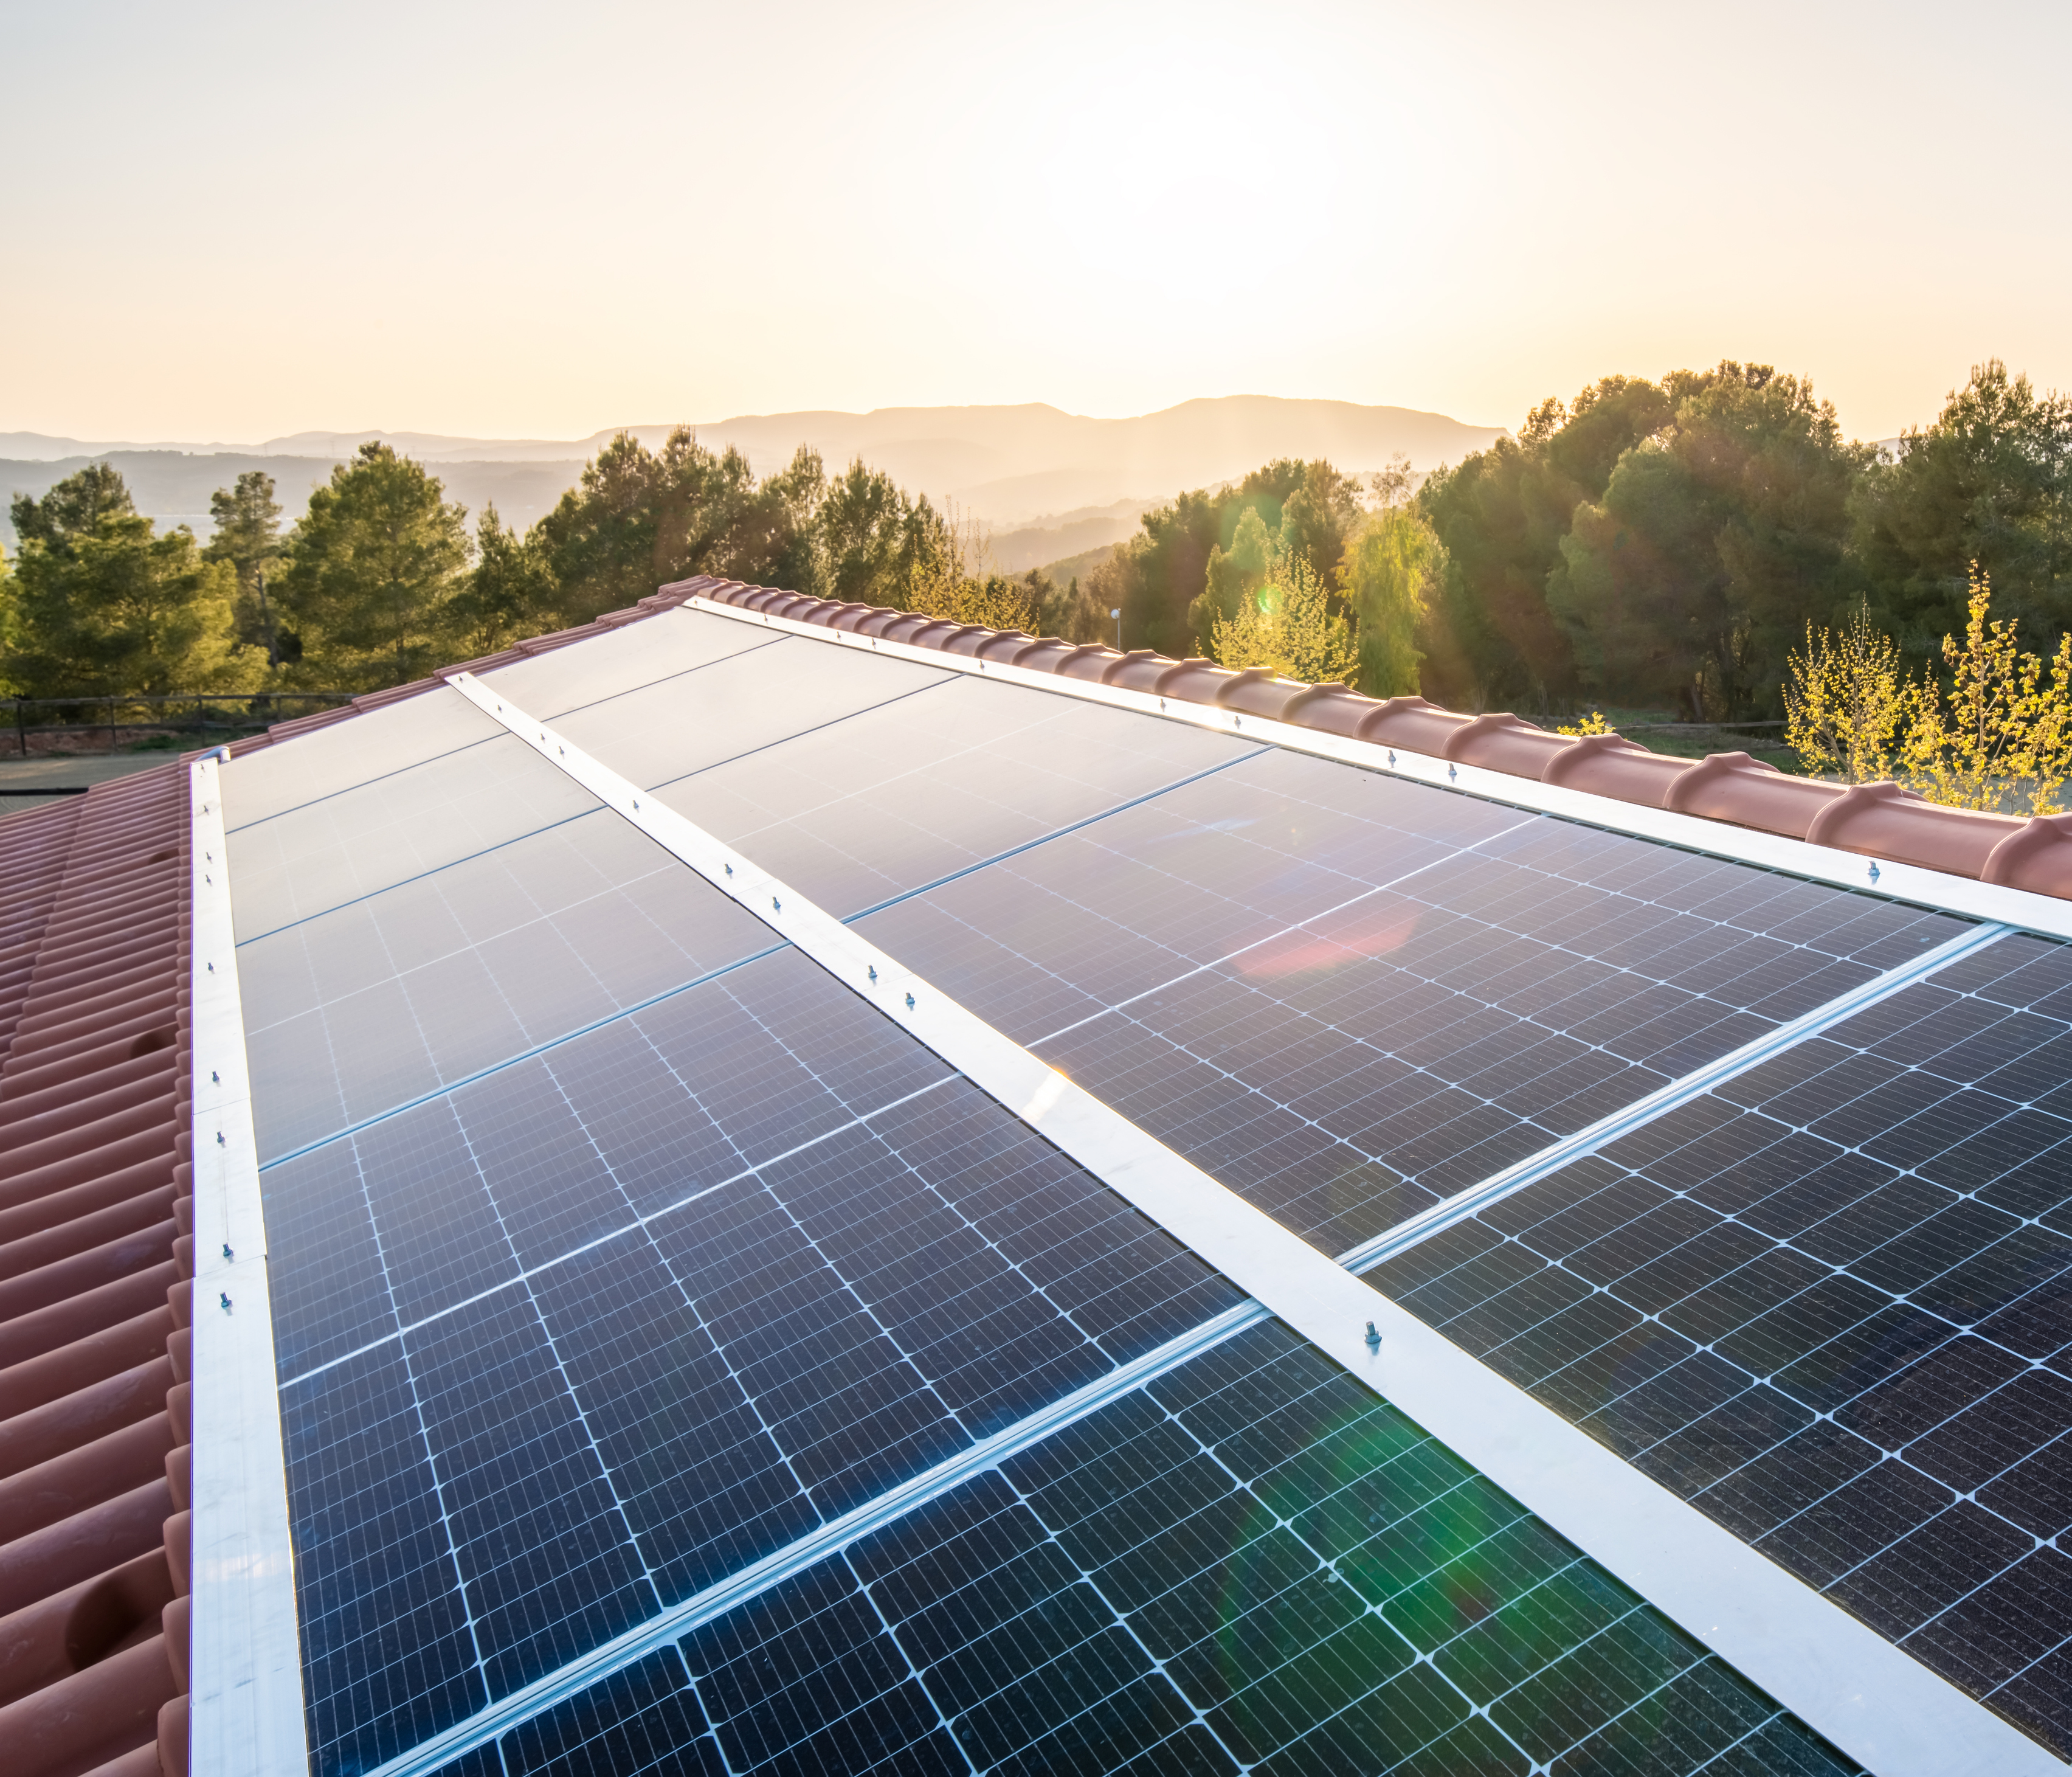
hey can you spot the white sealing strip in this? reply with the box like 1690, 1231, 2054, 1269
188, 756, 310, 1777
1338, 918, 2009, 1275
452, 673, 2065, 1777
691, 594, 2072, 944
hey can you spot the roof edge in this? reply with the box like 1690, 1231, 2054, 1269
681, 581, 2072, 939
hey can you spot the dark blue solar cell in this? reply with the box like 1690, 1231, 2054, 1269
460, 1320, 1860, 1777
239, 806, 778, 1164
283, 1343, 484, 1777
657, 670, 1255, 920
1369, 931, 2072, 1756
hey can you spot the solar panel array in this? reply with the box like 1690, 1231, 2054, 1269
216, 606, 2069, 1773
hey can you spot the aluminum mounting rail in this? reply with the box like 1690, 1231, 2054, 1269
187, 752, 310, 1777
449, 670, 2065, 1777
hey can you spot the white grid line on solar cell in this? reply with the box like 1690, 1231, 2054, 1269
691, 594, 2072, 946
882, 1344, 1781, 1776
1335, 921, 2009, 1276
888, 795, 1960, 1253
272, 963, 1239, 1772
250, 736, 1263, 1175
188, 753, 311, 1777
357, 1305, 1268, 1777
458, 1321, 1865, 1777
452, 671, 2063, 1777
255, 940, 788, 1173
387, 901, 2011, 1773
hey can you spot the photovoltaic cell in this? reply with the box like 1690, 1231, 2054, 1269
540, 632, 952, 791
226, 730, 600, 942
238, 806, 777, 1162
857, 741, 1963, 1256
475, 607, 782, 720
658, 671, 1255, 918
220, 684, 505, 829
268, 947, 1243, 1776
1369, 929, 2072, 1756
453, 1321, 1863, 1776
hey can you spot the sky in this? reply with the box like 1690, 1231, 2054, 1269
4, 0, 2068, 446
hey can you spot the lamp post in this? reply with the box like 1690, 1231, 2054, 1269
1110, 608, 1121, 650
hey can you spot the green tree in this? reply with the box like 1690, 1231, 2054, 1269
1417, 376, 1671, 712
1341, 497, 1443, 697
1785, 597, 1905, 783
1854, 359, 2072, 670
1902, 564, 2072, 814
1550, 362, 1870, 718
276, 443, 472, 688
4, 463, 242, 697
1100, 459, 1359, 659
819, 459, 949, 607
449, 504, 558, 659
531, 429, 829, 624
204, 469, 289, 665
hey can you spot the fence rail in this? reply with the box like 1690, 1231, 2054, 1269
7, 691, 358, 755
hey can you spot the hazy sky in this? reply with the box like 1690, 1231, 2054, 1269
5, 0, 2067, 445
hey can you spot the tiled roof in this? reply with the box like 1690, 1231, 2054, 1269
1, 768, 194, 1777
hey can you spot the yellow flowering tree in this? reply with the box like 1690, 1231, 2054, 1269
1784, 598, 1907, 783
1901, 565, 2072, 813
1210, 552, 1357, 684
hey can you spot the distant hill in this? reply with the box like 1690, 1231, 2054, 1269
0, 452, 583, 548
1, 395, 1507, 544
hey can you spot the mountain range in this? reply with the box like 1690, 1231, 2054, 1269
1, 395, 1507, 563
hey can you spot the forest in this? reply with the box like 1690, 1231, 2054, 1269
3, 359, 2065, 737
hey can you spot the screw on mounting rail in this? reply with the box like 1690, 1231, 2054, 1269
772, 896, 782, 912
211, 1070, 220, 1084
216, 1131, 226, 1146
1387, 751, 1397, 766
1365, 1322, 1381, 1352
905, 992, 916, 1010
222, 1242, 233, 1261
1868, 862, 1882, 884
220, 1292, 232, 1312
724, 862, 733, 876
868, 965, 878, 984
1447, 764, 1457, 781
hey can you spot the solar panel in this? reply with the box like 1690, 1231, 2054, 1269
477, 607, 784, 721
265, 947, 1243, 1776
226, 731, 600, 941
855, 742, 1963, 1256
221, 683, 506, 828
522, 632, 953, 793
238, 806, 778, 1162
429, 1320, 1865, 1776
1369, 929, 2072, 1753
657, 671, 1254, 919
